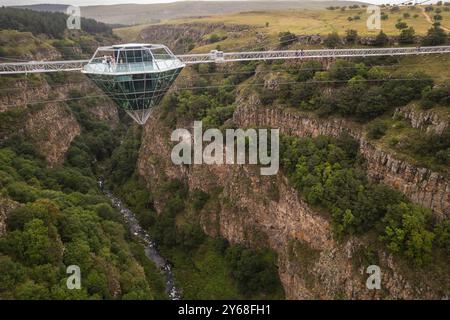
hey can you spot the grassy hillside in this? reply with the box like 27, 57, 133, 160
174, 6, 449, 35
115, 5, 449, 42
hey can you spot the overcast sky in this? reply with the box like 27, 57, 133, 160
0, 0, 415, 8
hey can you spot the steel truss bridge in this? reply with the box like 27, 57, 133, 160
1, 46, 450, 75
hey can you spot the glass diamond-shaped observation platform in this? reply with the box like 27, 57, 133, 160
82, 43, 185, 124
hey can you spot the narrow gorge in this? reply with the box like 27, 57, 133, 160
136, 105, 449, 299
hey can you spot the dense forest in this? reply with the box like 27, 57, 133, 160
0, 103, 167, 299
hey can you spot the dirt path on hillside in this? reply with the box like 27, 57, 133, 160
421, 7, 450, 32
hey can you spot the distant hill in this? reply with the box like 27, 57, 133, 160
14, 1, 367, 26
12, 3, 69, 13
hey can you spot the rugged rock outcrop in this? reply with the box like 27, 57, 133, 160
0, 80, 51, 113
1, 75, 119, 164
137, 112, 448, 299
233, 98, 450, 219
138, 23, 252, 53
25, 103, 81, 164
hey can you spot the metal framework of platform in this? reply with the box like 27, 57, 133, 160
1, 46, 450, 75
81, 44, 185, 125
0, 60, 89, 74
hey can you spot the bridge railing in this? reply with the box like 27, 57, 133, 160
177, 46, 450, 64
0, 60, 89, 75
1, 46, 450, 74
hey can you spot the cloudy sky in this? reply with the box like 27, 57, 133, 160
0, 0, 411, 8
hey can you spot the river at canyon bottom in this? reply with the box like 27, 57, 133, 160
99, 181, 181, 300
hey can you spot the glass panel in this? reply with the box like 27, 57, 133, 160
151, 48, 172, 60
143, 50, 153, 62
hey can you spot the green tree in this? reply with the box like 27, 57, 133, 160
324, 32, 341, 48
278, 31, 297, 47
367, 120, 388, 139
0, 255, 26, 294
374, 31, 389, 46
64, 239, 92, 272
329, 60, 359, 81
422, 25, 447, 46
7, 199, 60, 231
22, 219, 59, 265
226, 246, 280, 296
398, 27, 416, 44
345, 29, 359, 44
14, 280, 50, 300
382, 203, 435, 265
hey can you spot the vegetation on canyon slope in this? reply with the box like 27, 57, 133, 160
0, 8, 117, 61
0, 109, 166, 299
0, 6, 449, 299
0, 7, 112, 39
249, 57, 450, 171
116, 4, 450, 42
157, 59, 450, 268
280, 134, 449, 266
0, 11, 168, 299
0, 9, 285, 299
107, 127, 284, 299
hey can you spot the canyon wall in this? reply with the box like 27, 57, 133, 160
233, 96, 450, 219
137, 111, 448, 299
0, 76, 119, 165
394, 104, 449, 135
0, 73, 119, 231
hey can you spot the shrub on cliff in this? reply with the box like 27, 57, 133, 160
367, 120, 388, 139
422, 25, 447, 46
421, 84, 450, 108
434, 219, 450, 253
0, 137, 162, 299
373, 31, 389, 46
398, 27, 416, 44
324, 32, 341, 48
381, 203, 435, 265
225, 245, 281, 296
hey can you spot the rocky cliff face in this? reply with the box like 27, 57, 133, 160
233, 96, 450, 219
137, 111, 448, 300
394, 104, 449, 135
24, 103, 81, 164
